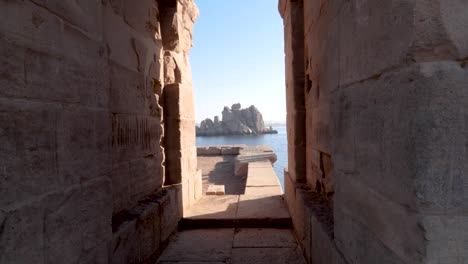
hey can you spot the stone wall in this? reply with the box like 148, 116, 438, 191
0, 0, 199, 263
280, 0, 468, 263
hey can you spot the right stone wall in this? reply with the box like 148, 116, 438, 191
280, 0, 468, 263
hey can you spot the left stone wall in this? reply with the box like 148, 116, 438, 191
0, 0, 198, 263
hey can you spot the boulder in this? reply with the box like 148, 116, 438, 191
196, 103, 278, 136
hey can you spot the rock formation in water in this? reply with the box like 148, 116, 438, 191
196, 103, 278, 136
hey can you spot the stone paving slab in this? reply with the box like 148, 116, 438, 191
233, 228, 297, 248
182, 194, 291, 228
157, 229, 234, 262
244, 186, 283, 196
157, 228, 306, 264
198, 156, 246, 195
231, 247, 305, 264
159, 262, 225, 264
237, 195, 290, 220
246, 167, 282, 187
184, 195, 239, 219
206, 184, 225, 195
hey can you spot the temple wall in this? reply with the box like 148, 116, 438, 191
279, 0, 468, 263
0, 0, 199, 263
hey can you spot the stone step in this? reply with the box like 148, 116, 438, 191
157, 228, 306, 264
206, 184, 226, 195
180, 195, 291, 229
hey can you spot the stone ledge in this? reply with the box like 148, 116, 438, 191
284, 171, 347, 264
197, 145, 241, 156
110, 186, 182, 264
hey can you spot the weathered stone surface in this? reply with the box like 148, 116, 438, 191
58, 108, 112, 184
160, 187, 182, 242
196, 103, 278, 136
0, 0, 197, 262
235, 154, 277, 177
231, 247, 305, 264
246, 163, 282, 188
0, 200, 45, 264
422, 214, 468, 263
206, 185, 225, 195
244, 186, 283, 196
334, 209, 406, 264
159, 262, 225, 264
0, 177, 112, 264
279, 0, 468, 263
233, 228, 297, 248
334, 172, 425, 263
158, 229, 234, 262
110, 218, 139, 264
284, 169, 296, 220
185, 195, 239, 220
332, 62, 468, 212
237, 195, 290, 220
0, 100, 60, 209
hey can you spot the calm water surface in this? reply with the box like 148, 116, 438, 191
196, 126, 288, 189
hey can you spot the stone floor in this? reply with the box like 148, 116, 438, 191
157, 228, 306, 264
198, 155, 246, 194
157, 148, 305, 263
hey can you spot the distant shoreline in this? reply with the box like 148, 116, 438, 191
196, 130, 278, 137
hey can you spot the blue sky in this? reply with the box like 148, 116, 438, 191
190, 0, 286, 123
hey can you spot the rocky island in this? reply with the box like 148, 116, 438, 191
196, 103, 278, 136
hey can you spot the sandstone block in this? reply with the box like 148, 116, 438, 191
110, 219, 139, 264
221, 146, 241, 155
284, 169, 296, 218
165, 118, 195, 152
334, 172, 424, 263
163, 83, 195, 119
1, 178, 112, 264
332, 61, 468, 212
193, 169, 203, 201
334, 208, 407, 264
0, 201, 44, 264
123, 0, 160, 40
234, 154, 277, 177
231, 247, 305, 264
58, 108, 111, 185
0, 0, 106, 62
0, 100, 59, 209
129, 156, 163, 205
310, 213, 336, 264
30, 0, 103, 38
422, 214, 468, 263
111, 162, 132, 214
79, 178, 113, 251
338, 0, 468, 86
233, 228, 297, 248
109, 63, 147, 114
0, 38, 108, 107
206, 185, 225, 195
184, 195, 239, 220
237, 195, 290, 220
158, 229, 234, 262
160, 188, 182, 242
294, 188, 312, 261
111, 114, 160, 164
244, 186, 283, 196
135, 201, 161, 262
246, 165, 281, 187
338, 0, 413, 86
197, 146, 221, 156
103, 4, 139, 71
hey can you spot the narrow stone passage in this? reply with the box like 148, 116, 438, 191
157, 228, 305, 264
156, 146, 306, 263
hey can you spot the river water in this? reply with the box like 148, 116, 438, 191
196, 126, 288, 189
